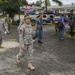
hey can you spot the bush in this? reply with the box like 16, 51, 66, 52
64, 30, 75, 39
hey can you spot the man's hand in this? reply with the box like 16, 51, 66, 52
21, 46, 27, 50
34, 24, 37, 31
34, 27, 37, 31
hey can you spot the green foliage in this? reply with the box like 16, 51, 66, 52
64, 30, 75, 39
45, 0, 62, 13
52, 0, 63, 6
35, 0, 42, 6
47, 0, 51, 6
0, 0, 28, 18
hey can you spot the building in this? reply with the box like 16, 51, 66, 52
47, 3, 75, 13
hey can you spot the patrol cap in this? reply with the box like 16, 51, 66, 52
24, 15, 31, 20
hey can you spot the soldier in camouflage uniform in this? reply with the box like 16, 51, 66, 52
5, 14, 12, 33
0, 16, 7, 48
18, 14, 29, 30
16, 15, 35, 70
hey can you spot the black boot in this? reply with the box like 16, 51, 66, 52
38, 40, 43, 44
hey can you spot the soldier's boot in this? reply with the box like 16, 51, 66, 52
38, 40, 43, 44
16, 55, 20, 63
0, 45, 4, 48
28, 63, 35, 70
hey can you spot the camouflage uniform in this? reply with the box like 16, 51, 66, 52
5, 17, 12, 31
18, 23, 34, 63
17, 19, 24, 33
0, 19, 6, 45
18, 19, 24, 29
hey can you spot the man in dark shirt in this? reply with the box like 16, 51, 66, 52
59, 14, 65, 40
33, 12, 43, 44
69, 10, 75, 37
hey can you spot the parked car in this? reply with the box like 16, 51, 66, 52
42, 14, 50, 23
42, 14, 55, 23
26, 11, 36, 15
31, 14, 55, 23
49, 14, 55, 21
31, 14, 50, 23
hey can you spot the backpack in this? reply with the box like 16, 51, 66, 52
54, 16, 60, 23
57, 18, 63, 28
54, 16, 63, 28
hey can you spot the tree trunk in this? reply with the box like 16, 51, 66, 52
19, 13, 20, 22
45, 0, 47, 13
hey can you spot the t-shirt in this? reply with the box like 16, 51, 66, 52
35, 18, 43, 29
60, 17, 65, 28
61, 17, 65, 23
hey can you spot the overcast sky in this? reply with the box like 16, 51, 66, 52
27, 0, 75, 5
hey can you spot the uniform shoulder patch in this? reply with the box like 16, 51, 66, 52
19, 24, 25, 31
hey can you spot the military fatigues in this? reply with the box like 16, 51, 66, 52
18, 23, 34, 63
5, 17, 12, 31
0, 19, 6, 45
17, 19, 24, 33
18, 19, 24, 29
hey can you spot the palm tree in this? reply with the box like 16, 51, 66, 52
45, 0, 63, 13
35, 0, 42, 6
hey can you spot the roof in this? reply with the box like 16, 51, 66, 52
47, 3, 75, 10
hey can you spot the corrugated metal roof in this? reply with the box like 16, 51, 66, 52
47, 3, 75, 10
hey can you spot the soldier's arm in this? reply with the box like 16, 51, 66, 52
11, 18, 12, 23
10, 17, 12, 23
18, 19, 24, 30
2, 21, 6, 32
34, 19, 38, 30
19, 29, 24, 47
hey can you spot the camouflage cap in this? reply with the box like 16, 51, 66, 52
24, 15, 31, 20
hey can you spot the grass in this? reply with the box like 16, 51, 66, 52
64, 30, 75, 39
12, 21, 54, 27
31, 22, 53, 26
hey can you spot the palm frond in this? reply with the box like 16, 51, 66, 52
47, 0, 51, 6
52, 0, 63, 6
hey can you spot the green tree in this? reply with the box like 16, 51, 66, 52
35, 0, 42, 6
47, 0, 50, 6
45, 0, 62, 12
0, 0, 28, 18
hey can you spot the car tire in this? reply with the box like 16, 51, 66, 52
31, 20, 35, 23
43, 20, 46, 23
